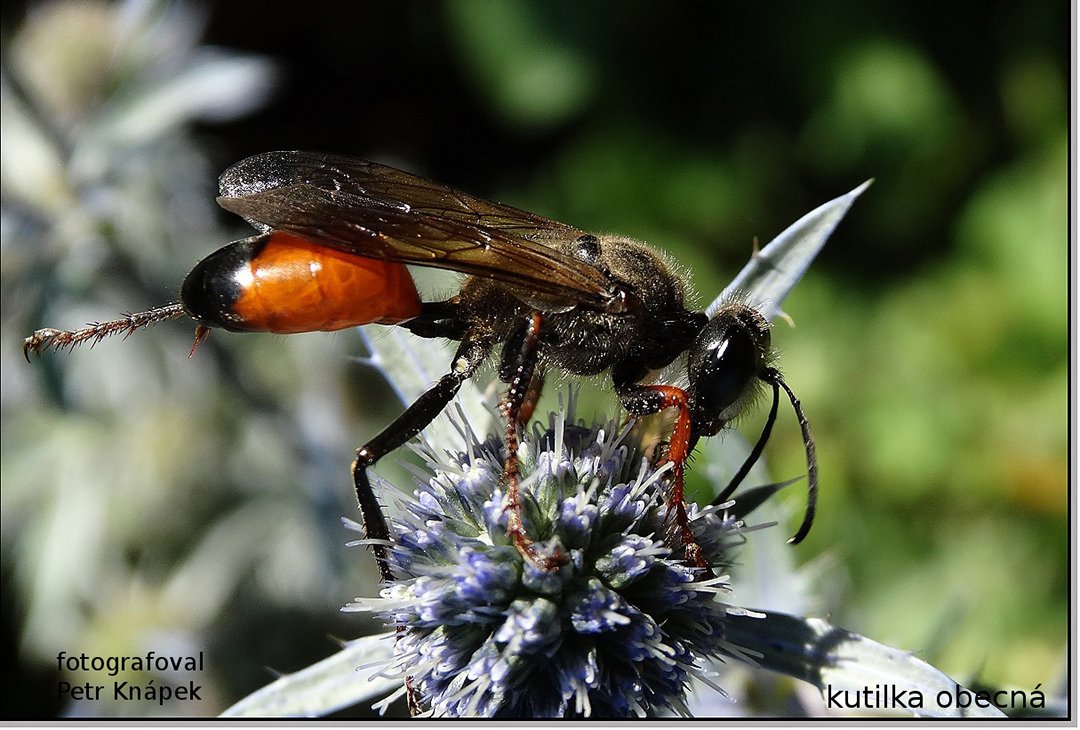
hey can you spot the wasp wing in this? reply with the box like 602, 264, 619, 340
216, 151, 615, 309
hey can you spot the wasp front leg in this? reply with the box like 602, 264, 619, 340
614, 371, 709, 570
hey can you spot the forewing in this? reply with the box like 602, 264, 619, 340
217, 151, 614, 308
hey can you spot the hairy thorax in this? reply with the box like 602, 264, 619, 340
459, 235, 692, 377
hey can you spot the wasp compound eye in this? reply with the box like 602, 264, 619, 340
688, 318, 761, 436
700, 328, 756, 410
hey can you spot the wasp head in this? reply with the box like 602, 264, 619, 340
686, 303, 774, 437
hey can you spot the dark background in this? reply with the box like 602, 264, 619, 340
1, 0, 1069, 718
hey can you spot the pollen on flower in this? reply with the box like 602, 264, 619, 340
346, 394, 761, 718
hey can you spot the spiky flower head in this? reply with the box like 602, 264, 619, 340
349, 396, 761, 718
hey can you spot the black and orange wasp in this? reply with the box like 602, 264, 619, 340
25, 150, 817, 580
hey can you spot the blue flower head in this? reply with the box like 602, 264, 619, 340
352, 397, 756, 718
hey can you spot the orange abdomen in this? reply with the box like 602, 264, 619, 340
181, 231, 422, 333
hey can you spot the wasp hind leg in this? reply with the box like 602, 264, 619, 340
352, 332, 491, 584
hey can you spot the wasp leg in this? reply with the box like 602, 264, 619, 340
362, 309, 489, 719
711, 380, 780, 506
353, 332, 491, 584
516, 368, 546, 428
615, 375, 709, 571
497, 312, 563, 572
400, 300, 469, 340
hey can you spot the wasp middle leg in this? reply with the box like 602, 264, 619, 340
496, 312, 565, 571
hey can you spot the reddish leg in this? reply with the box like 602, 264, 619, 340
616, 382, 710, 569
499, 313, 563, 571
515, 368, 546, 429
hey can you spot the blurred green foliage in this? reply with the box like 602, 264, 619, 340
1, 0, 1068, 718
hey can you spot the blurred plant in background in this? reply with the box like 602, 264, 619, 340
1, 0, 393, 717
1, 0, 1068, 719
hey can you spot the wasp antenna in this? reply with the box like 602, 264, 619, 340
23, 303, 187, 360
712, 379, 780, 507
766, 370, 817, 545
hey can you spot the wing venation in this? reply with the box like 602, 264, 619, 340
217, 151, 615, 307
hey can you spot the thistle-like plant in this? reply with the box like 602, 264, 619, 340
357, 396, 754, 717
223, 183, 1005, 719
